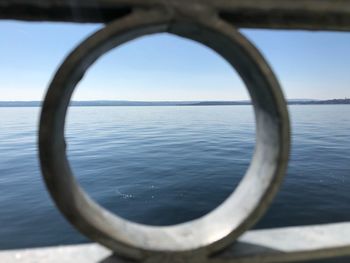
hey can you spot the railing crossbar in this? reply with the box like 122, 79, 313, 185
1, 0, 350, 31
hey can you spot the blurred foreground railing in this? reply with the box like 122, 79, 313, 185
1, 0, 350, 262
2, 0, 350, 31
1, 222, 350, 262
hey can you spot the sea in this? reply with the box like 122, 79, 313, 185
0, 105, 349, 259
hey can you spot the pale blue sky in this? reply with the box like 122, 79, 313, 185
0, 21, 349, 101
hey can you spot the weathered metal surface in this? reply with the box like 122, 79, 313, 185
215, 222, 350, 263
0, 244, 113, 263
38, 7, 290, 262
1, 0, 350, 31
1, 222, 350, 263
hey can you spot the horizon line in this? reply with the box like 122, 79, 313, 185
1, 98, 349, 102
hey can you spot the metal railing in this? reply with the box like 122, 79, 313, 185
1, 1, 350, 262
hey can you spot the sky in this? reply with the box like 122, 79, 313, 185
0, 21, 349, 101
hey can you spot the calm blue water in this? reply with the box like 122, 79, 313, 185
0, 105, 350, 249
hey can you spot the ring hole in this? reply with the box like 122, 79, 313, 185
66, 33, 255, 226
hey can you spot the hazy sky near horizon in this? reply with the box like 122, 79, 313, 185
1, 21, 349, 101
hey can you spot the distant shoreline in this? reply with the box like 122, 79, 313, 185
0, 99, 349, 107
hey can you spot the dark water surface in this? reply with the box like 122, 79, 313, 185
0, 105, 350, 249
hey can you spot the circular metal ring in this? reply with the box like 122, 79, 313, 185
39, 9, 290, 260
